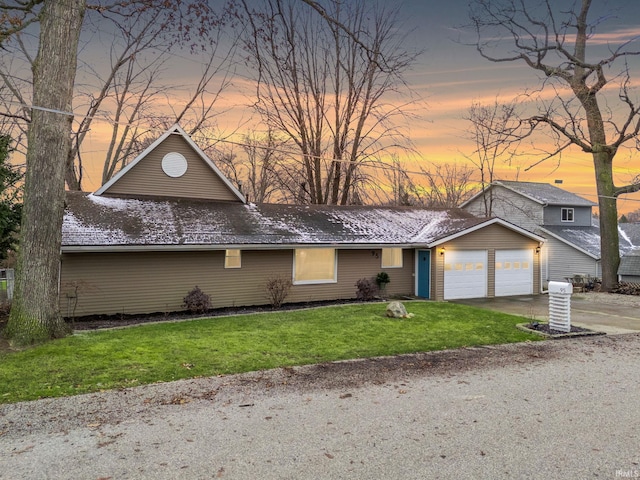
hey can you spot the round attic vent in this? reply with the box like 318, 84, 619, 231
161, 152, 188, 178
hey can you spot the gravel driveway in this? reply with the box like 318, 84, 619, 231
2, 333, 640, 479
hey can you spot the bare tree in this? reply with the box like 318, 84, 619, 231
95, 38, 234, 187
377, 157, 476, 208
4, 0, 85, 344
1, 0, 414, 343
625, 208, 640, 223
382, 155, 417, 206
464, 99, 520, 216
468, 0, 640, 291
1, 1, 230, 190
0, 0, 225, 343
212, 130, 289, 204
239, 0, 418, 205
414, 163, 477, 209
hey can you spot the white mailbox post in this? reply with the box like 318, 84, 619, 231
548, 281, 572, 333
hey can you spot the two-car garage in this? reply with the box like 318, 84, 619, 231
415, 218, 543, 301
443, 249, 534, 300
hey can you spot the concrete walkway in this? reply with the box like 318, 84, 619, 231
452, 293, 640, 334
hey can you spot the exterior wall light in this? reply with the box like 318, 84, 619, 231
439, 247, 446, 257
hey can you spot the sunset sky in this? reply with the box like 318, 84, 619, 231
397, 0, 640, 214
71, 0, 640, 214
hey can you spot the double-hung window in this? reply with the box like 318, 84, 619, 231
224, 249, 241, 268
561, 208, 574, 222
381, 248, 403, 268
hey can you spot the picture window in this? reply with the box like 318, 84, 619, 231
293, 248, 337, 284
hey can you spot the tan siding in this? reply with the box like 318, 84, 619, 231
487, 249, 496, 297
444, 224, 537, 249
60, 248, 416, 317
433, 248, 444, 300
102, 135, 240, 201
60, 225, 540, 315
286, 249, 415, 304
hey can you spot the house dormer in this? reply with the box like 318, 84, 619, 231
94, 124, 245, 203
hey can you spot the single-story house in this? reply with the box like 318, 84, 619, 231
60, 125, 545, 317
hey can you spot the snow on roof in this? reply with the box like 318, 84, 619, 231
496, 181, 596, 206
62, 192, 489, 249
619, 248, 640, 275
541, 223, 640, 259
620, 223, 640, 249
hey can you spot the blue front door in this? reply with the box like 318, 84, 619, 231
417, 249, 431, 298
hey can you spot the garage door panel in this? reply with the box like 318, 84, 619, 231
495, 249, 533, 296
444, 250, 487, 300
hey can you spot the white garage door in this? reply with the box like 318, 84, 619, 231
444, 250, 487, 300
495, 249, 533, 296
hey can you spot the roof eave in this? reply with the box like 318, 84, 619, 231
429, 217, 545, 247
61, 242, 435, 253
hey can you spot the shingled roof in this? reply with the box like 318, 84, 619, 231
541, 223, 640, 259
495, 181, 596, 207
62, 192, 535, 251
618, 248, 640, 276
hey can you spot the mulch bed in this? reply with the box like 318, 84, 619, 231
520, 321, 603, 338
526, 322, 591, 335
66, 298, 371, 331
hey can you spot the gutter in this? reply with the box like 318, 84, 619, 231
61, 243, 432, 253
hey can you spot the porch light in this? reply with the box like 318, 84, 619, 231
535, 246, 541, 254
439, 247, 446, 257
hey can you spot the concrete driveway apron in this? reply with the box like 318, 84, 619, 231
452, 293, 640, 334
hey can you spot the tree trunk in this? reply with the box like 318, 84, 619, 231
593, 151, 619, 292
6, 0, 86, 344
65, 149, 81, 191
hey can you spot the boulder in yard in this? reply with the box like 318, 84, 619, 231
386, 301, 414, 319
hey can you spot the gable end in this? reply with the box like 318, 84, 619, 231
95, 125, 245, 203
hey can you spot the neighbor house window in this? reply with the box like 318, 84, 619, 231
561, 208, 574, 222
294, 248, 336, 284
381, 248, 403, 268
225, 249, 241, 268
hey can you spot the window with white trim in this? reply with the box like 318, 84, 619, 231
224, 249, 241, 268
561, 208, 574, 222
293, 248, 336, 284
381, 248, 403, 268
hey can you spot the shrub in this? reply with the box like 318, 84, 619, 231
265, 275, 292, 308
183, 286, 211, 314
376, 271, 390, 290
355, 277, 378, 301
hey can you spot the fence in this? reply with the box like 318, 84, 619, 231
0, 268, 14, 301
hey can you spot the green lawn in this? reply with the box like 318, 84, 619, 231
0, 301, 540, 404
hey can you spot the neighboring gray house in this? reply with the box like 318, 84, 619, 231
619, 223, 640, 283
461, 180, 640, 287
618, 248, 640, 283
